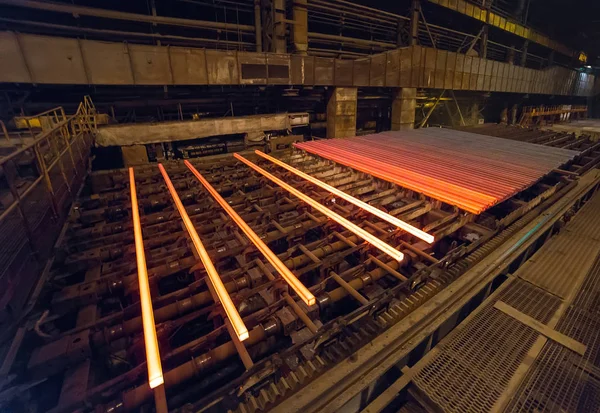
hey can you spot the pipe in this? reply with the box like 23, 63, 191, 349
234, 153, 404, 262
159, 163, 249, 342
255, 151, 434, 243
307, 32, 395, 48
129, 168, 164, 389
0, 0, 255, 32
0, 17, 254, 47
184, 160, 316, 306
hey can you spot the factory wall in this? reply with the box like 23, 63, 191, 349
0, 31, 594, 97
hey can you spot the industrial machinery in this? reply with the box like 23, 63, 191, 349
1, 113, 599, 413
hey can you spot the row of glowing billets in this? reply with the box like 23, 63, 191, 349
130, 154, 434, 388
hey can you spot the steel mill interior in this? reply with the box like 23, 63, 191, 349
1, 1, 600, 413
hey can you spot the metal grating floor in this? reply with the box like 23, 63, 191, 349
413, 280, 561, 413
506, 255, 600, 413
412, 191, 600, 413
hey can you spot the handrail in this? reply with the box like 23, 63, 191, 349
18, 106, 66, 121
0, 95, 96, 322
1, 115, 76, 164
0, 121, 9, 143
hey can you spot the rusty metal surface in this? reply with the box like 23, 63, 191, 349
0, 136, 589, 413
453, 124, 600, 175
412, 190, 600, 413
295, 128, 579, 214
0, 32, 595, 96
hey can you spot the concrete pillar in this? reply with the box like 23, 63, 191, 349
292, 0, 308, 54
327, 87, 357, 138
391, 88, 417, 130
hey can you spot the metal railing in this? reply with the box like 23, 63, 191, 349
0, 96, 96, 321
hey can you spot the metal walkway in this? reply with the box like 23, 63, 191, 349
408, 190, 600, 412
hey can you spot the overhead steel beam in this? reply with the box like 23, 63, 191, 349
0, 0, 255, 32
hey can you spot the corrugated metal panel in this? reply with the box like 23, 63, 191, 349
294, 128, 579, 214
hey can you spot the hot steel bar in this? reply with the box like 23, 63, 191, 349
294, 129, 579, 214
158, 163, 249, 341
129, 168, 165, 390
184, 160, 316, 306
255, 150, 434, 243
234, 153, 404, 262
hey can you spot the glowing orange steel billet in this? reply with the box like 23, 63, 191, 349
234, 154, 404, 262
184, 160, 316, 306
129, 168, 164, 389
158, 164, 249, 341
255, 150, 435, 244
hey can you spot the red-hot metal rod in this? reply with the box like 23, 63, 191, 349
296, 141, 498, 203
294, 143, 489, 214
233, 153, 405, 262
158, 163, 249, 341
294, 140, 498, 201
129, 168, 165, 390
294, 129, 577, 214
339, 138, 532, 192
183, 160, 316, 306
254, 150, 435, 244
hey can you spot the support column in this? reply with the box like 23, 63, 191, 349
261, 0, 286, 53
500, 107, 508, 124
254, 0, 262, 52
480, 26, 488, 59
292, 0, 308, 54
396, 18, 406, 47
470, 102, 480, 125
409, 0, 419, 46
391, 88, 417, 130
327, 87, 357, 138
511, 104, 519, 125
520, 40, 529, 66
507, 46, 515, 65
479, 0, 490, 58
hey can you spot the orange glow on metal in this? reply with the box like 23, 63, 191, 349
158, 164, 249, 341
254, 150, 435, 244
184, 160, 316, 306
129, 168, 164, 389
234, 154, 404, 262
